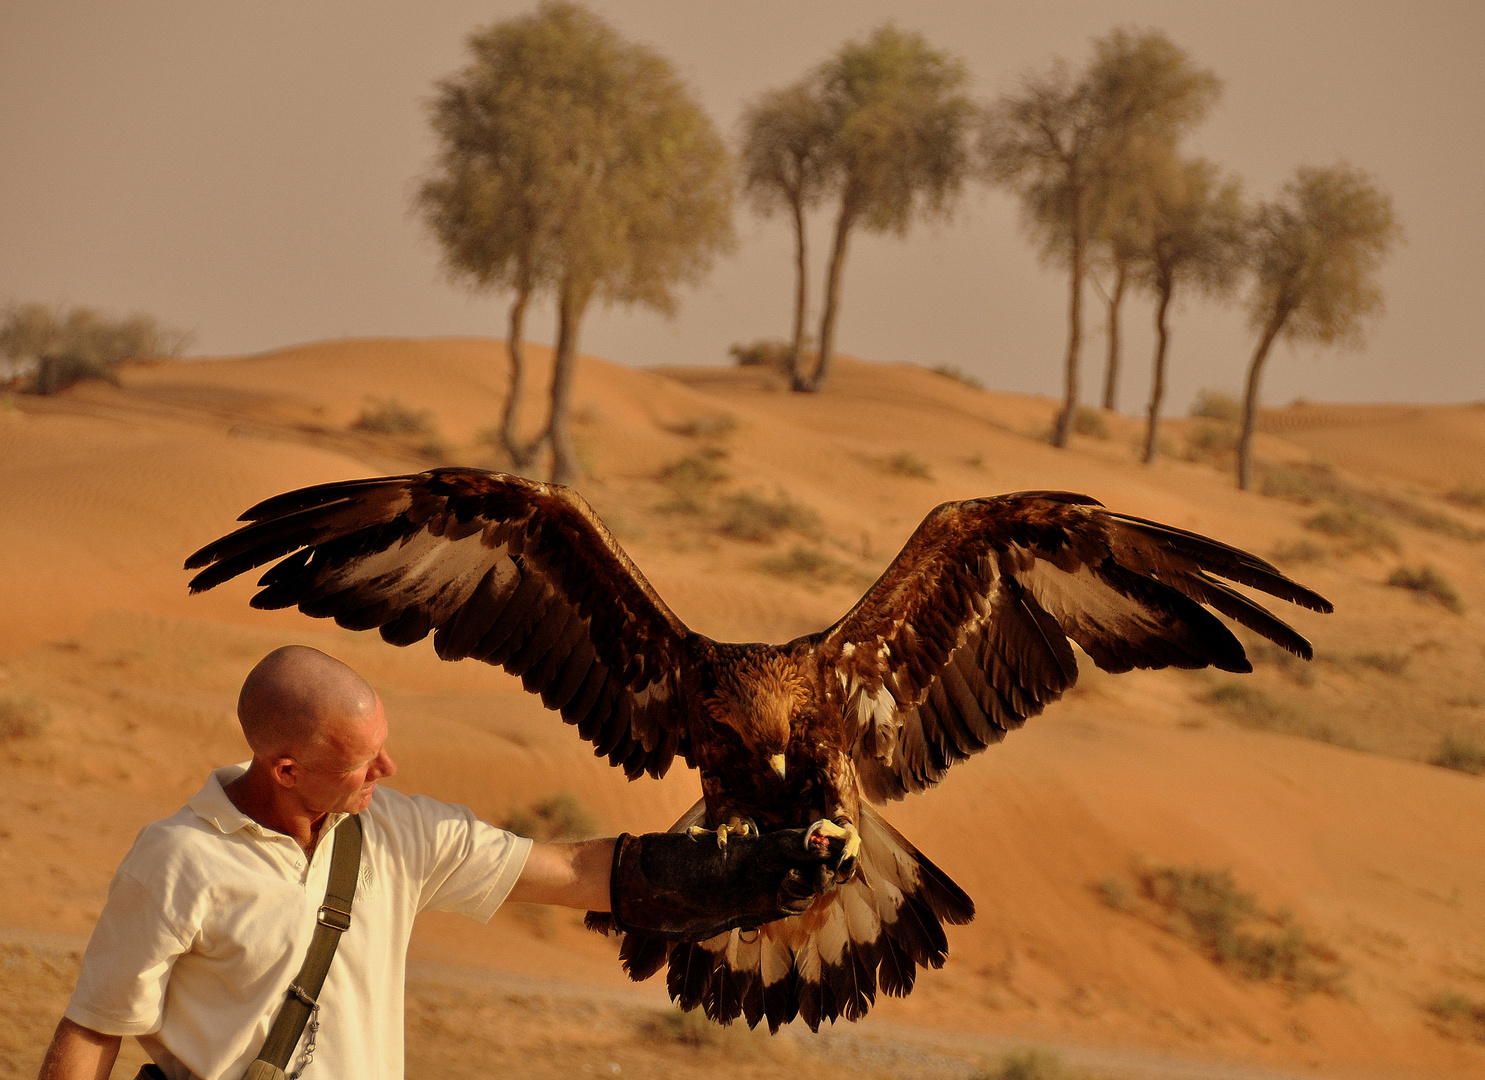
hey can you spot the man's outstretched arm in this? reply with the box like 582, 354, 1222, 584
507, 837, 617, 910
36, 1018, 120, 1080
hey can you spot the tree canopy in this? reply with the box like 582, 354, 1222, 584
795, 25, 975, 392
418, 1, 734, 483
985, 29, 1220, 444
1, 302, 190, 395
1235, 163, 1400, 488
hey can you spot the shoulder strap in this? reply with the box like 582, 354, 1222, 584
243, 814, 363, 1080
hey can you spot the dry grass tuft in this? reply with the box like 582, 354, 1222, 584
500, 792, 600, 842
757, 545, 867, 588
1352, 651, 1410, 676
0, 695, 50, 739
1202, 681, 1356, 748
1303, 504, 1399, 552
1387, 564, 1464, 613
665, 412, 738, 440
1071, 406, 1110, 439
1190, 390, 1244, 423
1182, 420, 1239, 464
353, 397, 435, 436
717, 489, 822, 543
929, 364, 984, 390
973, 1048, 1076, 1080
638, 1007, 771, 1058
1136, 865, 1346, 994
871, 450, 933, 480
1424, 990, 1485, 1041
1429, 734, 1485, 776
1269, 539, 1329, 566
657, 451, 729, 512
1445, 484, 1485, 511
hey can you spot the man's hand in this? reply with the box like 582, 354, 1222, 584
36, 1018, 121, 1080
597, 821, 844, 941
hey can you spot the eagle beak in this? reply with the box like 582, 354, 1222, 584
769, 753, 787, 781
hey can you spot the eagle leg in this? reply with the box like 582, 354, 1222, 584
805, 819, 861, 883
686, 817, 759, 849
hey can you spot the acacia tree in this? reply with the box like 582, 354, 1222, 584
1131, 156, 1246, 463
1236, 164, 1399, 489
739, 80, 833, 386
795, 25, 974, 393
1084, 29, 1221, 412
418, 2, 734, 484
0, 302, 189, 394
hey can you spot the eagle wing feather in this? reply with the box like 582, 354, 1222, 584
817, 492, 1332, 801
185, 468, 695, 778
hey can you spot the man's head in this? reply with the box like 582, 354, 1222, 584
238, 645, 396, 815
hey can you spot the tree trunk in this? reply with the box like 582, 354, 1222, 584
1102, 261, 1127, 411
1142, 282, 1174, 465
548, 282, 590, 488
501, 288, 546, 469
797, 200, 854, 393
1053, 217, 1085, 448
787, 195, 810, 386
1237, 312, 1286, 491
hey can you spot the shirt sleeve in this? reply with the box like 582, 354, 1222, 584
64, 869, 193, 1036
408, 795, 533, 921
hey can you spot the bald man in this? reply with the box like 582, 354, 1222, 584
40, 646, 834, 1080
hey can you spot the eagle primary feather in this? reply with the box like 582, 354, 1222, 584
185, 467, 1331, 1030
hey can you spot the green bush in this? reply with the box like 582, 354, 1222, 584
1387, 564, 1464, 613
717, 490, 821, 542
1429, 734, 1485, 776
0, 695, 51, 739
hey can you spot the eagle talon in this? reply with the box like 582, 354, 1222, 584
803, 819, 860, 881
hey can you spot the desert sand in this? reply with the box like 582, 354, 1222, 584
2, 338, 1483, 1079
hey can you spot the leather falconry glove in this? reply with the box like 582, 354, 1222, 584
597, 821, 845, 942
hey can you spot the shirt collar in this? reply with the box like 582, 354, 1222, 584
187, 762, 348, 841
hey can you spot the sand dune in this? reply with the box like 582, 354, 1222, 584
2, 339, 1483, 1079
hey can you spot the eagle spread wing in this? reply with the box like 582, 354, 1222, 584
184, 468, 694, 779
817, 491, 1333, 801
188, 470, 1333, 1033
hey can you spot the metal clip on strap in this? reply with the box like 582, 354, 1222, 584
316, 903, 351, 932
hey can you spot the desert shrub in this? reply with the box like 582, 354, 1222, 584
872, 450, 933, 479
1244, 640, 1315, 685
639, 1007, 769, 1056
1071, 405, 1109, 439
353, 398, 435, 437
1138, 865, 1345, 993
929, 364, 984, 390
1424, 990, 1485, 1040
1183, 420, 1238, 463
1202, 681, 1355, 747
1261, 462, 1344, 504
1352, 651, 1410, 676
1269, 539, 1328, 565
1190, 389, 1244, 423
499, 792, 599, 841
1445, 484, 1485, 511
1302, 504, 1399, 552
0, 695, 51, 739
665, 412, 737, 440
1096, 877, 1132, 911
728, 339, 798, 372
1430, 734, 1485, 776
974, 1048, 1073, 1080
758, 545, 864, 588
1387, 564, 1464, 613
4, 302, 190, 395
656, 452, 729, 512
717, 490, 821, 542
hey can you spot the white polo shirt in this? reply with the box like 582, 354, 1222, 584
65, 763, 532, 1080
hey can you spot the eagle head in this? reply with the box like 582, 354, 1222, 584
706, 652, 806, 780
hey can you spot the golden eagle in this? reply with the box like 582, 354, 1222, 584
185, 467, 1329, 1031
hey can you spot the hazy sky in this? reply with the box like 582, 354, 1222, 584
3, 1, 1482, 412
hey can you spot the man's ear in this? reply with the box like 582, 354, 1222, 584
268, 757, 299, 789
